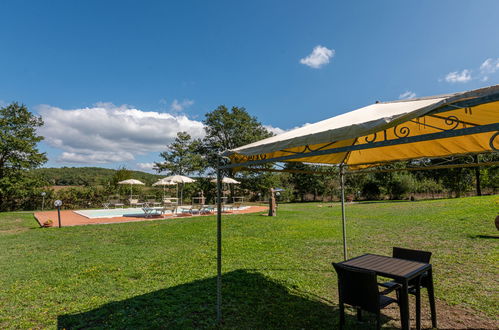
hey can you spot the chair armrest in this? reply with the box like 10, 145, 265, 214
379, 282, 401, 295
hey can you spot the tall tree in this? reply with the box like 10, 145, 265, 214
202, 105, 272, 174
0, 103, 47, 210
155, 132, 205, 202
154, 131, 204, 175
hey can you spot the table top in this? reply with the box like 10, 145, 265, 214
340, 253, 430, 281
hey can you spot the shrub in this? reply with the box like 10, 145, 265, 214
361, 181, 381, 200
388, 173, 416, 200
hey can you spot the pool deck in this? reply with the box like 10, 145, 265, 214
33, 205, 268, 227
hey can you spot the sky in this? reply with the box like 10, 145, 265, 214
1, 1, 498, 172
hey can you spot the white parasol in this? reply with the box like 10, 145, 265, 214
118, 179, 145, 199
161, 175, 196, 204
152, 178, 177, 199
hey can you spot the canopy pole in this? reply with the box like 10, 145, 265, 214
216, 160, 223, 323
340, 164, 347, 260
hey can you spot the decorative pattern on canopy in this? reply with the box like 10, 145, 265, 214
225, 85, 499, 169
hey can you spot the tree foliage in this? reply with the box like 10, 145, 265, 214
155, 132, 204, 176
202, 106, 272, 171
34, 167, 162, 186
0, 103, 47, 210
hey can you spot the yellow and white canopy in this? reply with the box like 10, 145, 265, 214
226, 85, 499, 169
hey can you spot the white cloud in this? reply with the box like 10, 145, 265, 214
264, 124, 286, 135
480, 58, 499, 74
37, 102, 205, 164
300, 45, 335, 69
136, 162, 156, 172
444, 69, 472, 83
442, 58, 499, 84
479, 58, 499, 81
170, 99, 194, 112
398, 91, 416, 100
59, 151, 135, 164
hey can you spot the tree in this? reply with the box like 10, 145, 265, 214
111, 166, 132, 187
202, 105, 272, 173
155, 132, 204, 175
0, 103, 47, 210
155, 132, 205, 202
285, 162, 336, 202
201, 106, 274, 198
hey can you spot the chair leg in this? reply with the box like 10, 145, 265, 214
357, 308, 362, 321
339, 302, 345, 329
398, 301, 404, 330
415, 285, 421, 330
427, 268, 437, 328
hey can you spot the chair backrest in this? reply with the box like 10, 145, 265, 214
332, 263, 380, 313
393, 247, 432, 287
393, 247, 432, 263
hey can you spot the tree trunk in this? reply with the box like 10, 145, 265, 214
474, 155, 482, 196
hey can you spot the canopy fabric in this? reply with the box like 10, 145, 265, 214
210, 177, 241, 184
152, 178, 177, 186
226, 85, 499, 169
117, 179, 145, 185
161, 175, 196, 183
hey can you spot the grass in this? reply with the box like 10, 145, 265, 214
0, 196, 498, 328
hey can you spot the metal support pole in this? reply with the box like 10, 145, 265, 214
340, 165, 347, 260
180, 183, 184, 206
57, 206, 62, 228
216, 162, 223, 323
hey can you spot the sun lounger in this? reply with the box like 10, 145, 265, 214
223, 204, 235, 212
145, 198, 161, 207
163, 198, 179, 206
129, 198, 145, 207
191, 204, 212, 215
109, 199, 124, 208
142, 206, 175, 218
178, 205, 193, 215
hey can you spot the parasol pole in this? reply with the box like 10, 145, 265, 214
216, 157, 223, 322
340, 164, 347, 260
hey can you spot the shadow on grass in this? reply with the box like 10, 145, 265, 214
468, 234, 499, 239
58, 269, 397, 329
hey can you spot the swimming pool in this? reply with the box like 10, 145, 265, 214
75, 208, 146, 219
75, 205, 251, 219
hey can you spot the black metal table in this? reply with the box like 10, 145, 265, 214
339, 253, 437, 330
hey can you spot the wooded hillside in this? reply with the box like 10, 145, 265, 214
33, 167, 163, 186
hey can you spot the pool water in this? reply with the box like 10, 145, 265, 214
75, 208, 146, 219
75, 205, 251, 219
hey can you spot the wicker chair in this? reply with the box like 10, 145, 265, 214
332, 263, 401, 329
379, 247, 432, 329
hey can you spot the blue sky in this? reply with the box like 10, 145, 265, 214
1, 1, 498, 171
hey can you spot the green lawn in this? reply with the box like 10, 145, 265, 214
0, 196, 498, 329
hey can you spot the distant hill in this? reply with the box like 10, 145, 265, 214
33, 167, 163, 186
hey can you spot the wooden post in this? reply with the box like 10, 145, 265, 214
268, 188, 276, 216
